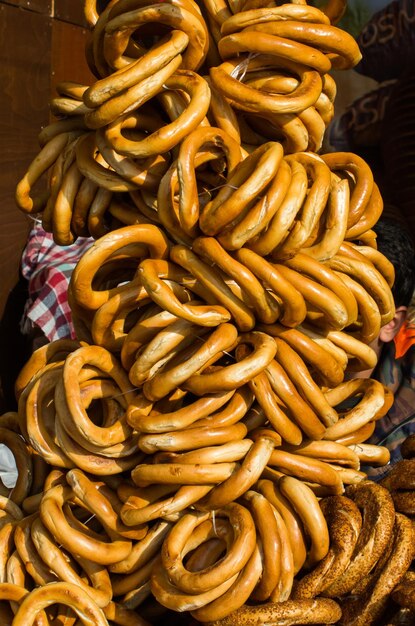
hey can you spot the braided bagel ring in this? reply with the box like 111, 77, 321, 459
196, 435, 276, 510
103, 3, 208, 72
170, 244, 256, 331
182, 331, 277, 396
55, 415, 143, 475
323, 481, 396, 598
292, 495, 362, 599
218, 30, 331, 74
221, 5, 331, 36
104, 71, 211, 158
59, 383, 137, 457
151, 538, 239, 611
161, 503, 256, 594
199, 141, 284, 236
204, 597, 342, 625
209, 58, 323, 115
235, 248, 307, 328
323, 379, 386, 440
278, 475, 330, 568
138, 259, 231, 327
11, 581, 108, 626
70, 223, 170, 311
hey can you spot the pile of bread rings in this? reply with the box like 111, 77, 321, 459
15, 0, 363, 246
7, 0, 415, 624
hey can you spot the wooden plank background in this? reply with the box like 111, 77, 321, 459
0, 1, 92, 410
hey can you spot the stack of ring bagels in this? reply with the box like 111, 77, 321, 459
7, 0, 415, 624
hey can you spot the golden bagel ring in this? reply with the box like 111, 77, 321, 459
104, 71, 211, 158
183, 331, 277, 395
138, 258, 231, 327
218, 30, 332, 74
142, 323, 239, 401
70, 223, 170, 311
221, 5, 331, 36
103, 2, 208, 71
209, 58, 322, 115
40, 484, 132, 565
161, 503, 256, 593
10, 581, 108, 626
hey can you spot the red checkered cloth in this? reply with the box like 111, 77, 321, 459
20, 222, 93, 342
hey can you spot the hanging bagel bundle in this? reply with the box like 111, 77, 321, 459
7, 0, 415, 625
